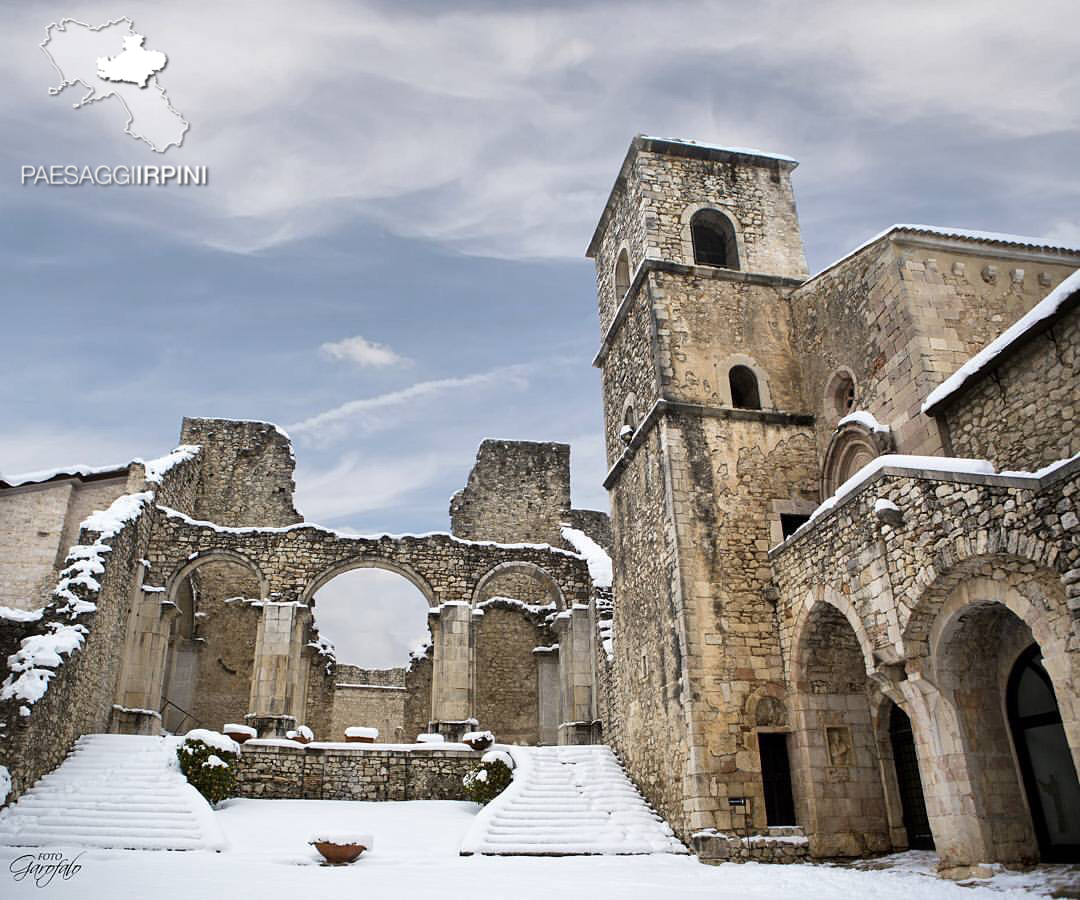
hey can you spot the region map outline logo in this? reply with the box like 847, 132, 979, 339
40, 15, 189, 153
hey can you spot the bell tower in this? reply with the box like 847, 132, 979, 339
587, 136, 819, 840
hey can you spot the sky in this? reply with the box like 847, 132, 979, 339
2, 0, 1078, 665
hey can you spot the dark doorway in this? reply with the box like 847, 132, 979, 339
1007, 645, 1080, 862
729, 366, 761, 410
758, 732, 796, 826
889, 703, 934, 850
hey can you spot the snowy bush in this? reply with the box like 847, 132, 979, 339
463, 757, 512, 805
177, 730, 239, 806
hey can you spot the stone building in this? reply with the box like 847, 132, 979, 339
1, 133, 1077, 876
0, 425, 610, 807
585, 135, 1079, 873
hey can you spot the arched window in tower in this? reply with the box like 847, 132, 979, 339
690, 209, 739, 269
729, 365, 762, 409
614, 250, 631, 299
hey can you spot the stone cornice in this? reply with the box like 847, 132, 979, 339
592, 260, 803, 368
603, 397, 814, 489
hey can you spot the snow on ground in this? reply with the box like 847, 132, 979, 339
1, 797, 1070, 898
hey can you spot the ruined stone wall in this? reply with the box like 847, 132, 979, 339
235, 742, 480, 801
0, 499, 152, 803
450, 440, 572, 548
941, 300, 1078, 470
329, 665, 407, 743
178, 418, 301, 528
183, 575, 261, 732
563, 508, 613, 553
474, 604, 543, 744
403, 652, 433, 739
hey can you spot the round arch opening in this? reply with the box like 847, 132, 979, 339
311, 567, 432, 669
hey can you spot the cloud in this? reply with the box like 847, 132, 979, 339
286, 364, 532, 441
319, 334, 408, 368
3, 1, 1077, 260
294, 451, 454, 523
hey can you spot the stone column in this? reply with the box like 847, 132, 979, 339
428, 601, 474, 740
554, 605, 596, 744
247, 601, 310, 738
534, 645, 561, 745
900, 675, 995, 875
112, 582, 178, 735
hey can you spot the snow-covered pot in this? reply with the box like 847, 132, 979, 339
462, 730, 494, 751
286, 725, 314, 745
310, 833, 373, 865
223, 723, 256, 745
345, 726, 378, 744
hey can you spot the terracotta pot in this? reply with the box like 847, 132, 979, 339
345, 735, 375, 744
465, 736, 493, 751
224, 730, 252, 745
312, 842, 367, 864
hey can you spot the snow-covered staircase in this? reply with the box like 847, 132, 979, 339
461, 745, 687, 855
0, 734, 226, 851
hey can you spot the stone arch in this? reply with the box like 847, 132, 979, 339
789, 586, 890, 856
164, 549, 269, 605
716, 353, 773, 410
821, 419, 892, 498
901, 549, 1070, 664
680, 202, 744, 269
791, 587, 876, 681
471, 561, 566, 610
822, 367, 857, 424
299, 558, 438, 608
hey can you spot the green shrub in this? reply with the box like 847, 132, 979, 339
463, 757, 513, 805
177, 729, 240, 806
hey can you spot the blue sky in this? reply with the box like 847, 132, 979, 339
3, 1, 1078, 664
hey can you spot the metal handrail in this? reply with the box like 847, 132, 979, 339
160, 697, 200, 733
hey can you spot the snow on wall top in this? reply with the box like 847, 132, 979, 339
800, 224, 1080, 290
637, 135, 798, 164
922, 268, 1080, 413
560, 525, 613, 588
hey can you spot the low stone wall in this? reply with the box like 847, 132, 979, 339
235, 741, 483, 801
692, 830, 810, 864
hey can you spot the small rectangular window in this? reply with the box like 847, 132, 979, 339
780, 513, 811, 539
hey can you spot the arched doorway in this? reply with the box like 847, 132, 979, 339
888, 703, 934, 850
1007, 645, 1080, 862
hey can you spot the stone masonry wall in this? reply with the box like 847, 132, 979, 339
235, 742, 481, 801
329, 665, 407, 743
179, 418, 301, 528
941, 299, 1078, 470
404, 652, 433, 740
0, 452, 201, 804
450, 440, 573, 548
0, 474, 129, 611
474, 603, 544, 744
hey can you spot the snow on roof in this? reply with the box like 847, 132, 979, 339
2, 443, 201, 489
638, 135, 798, 164
1, 461, 130, 488
923, 268, 1080, 413
800, 224, 1080, 289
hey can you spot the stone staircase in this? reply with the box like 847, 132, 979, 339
0, 733, 227, 851
461, 745, 687, 855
